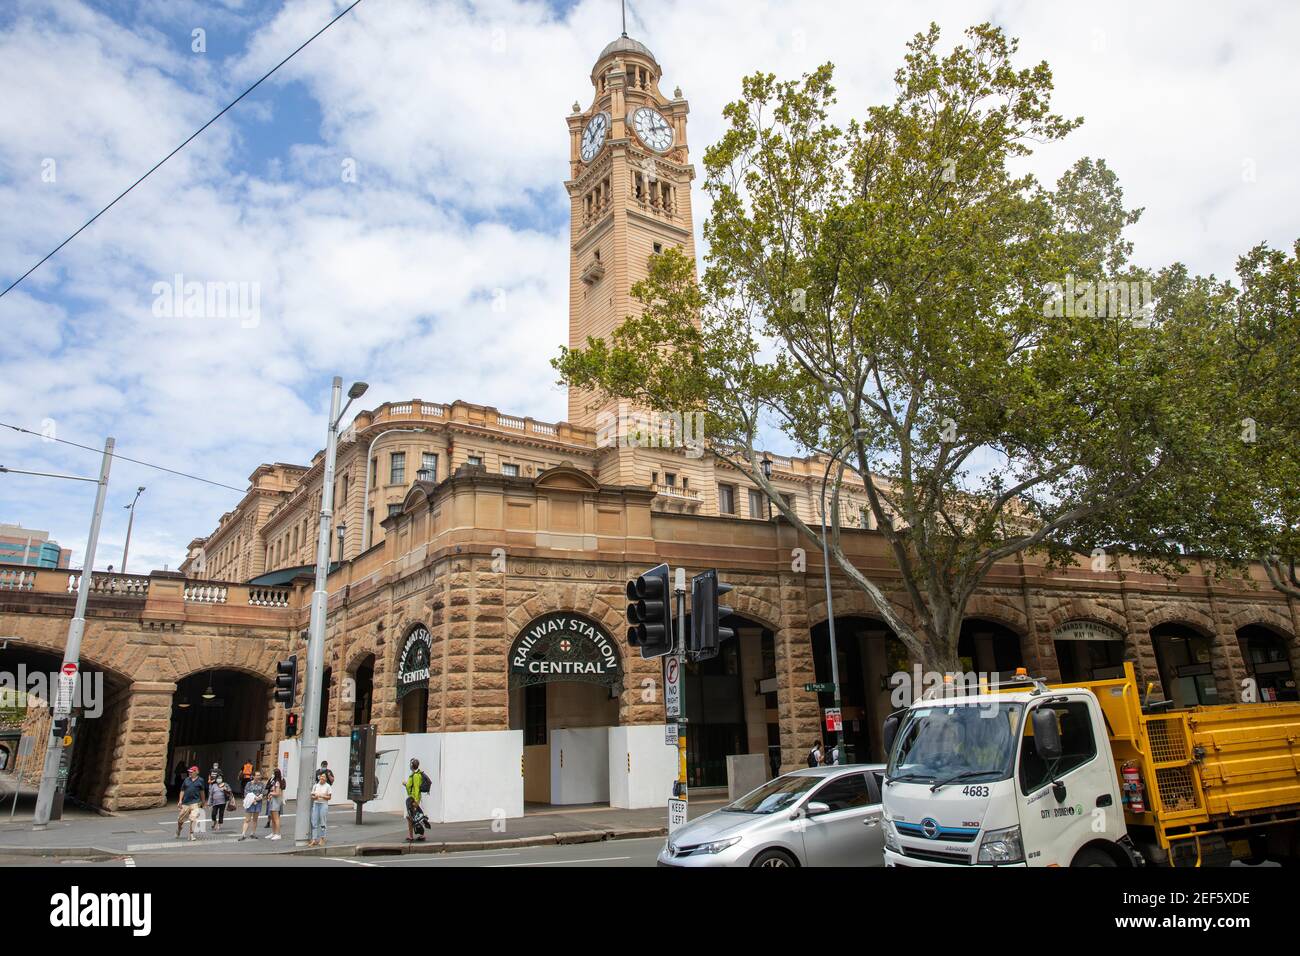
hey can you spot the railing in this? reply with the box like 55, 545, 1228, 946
531, 422, 557, 436
497, 415, 526, 430
421, 404, 444, 416
66, 572, 150, 598
652, 483, 700, 500
247, 587, 290, 608
0, 568, 36, 590
390, 403, 412, 415
184, 584, 228, 604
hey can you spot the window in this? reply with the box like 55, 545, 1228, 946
809, 773, 874, 812
387, 504, 402, 519
502, 462, 519, 477
370, 457, 377, 485
653, 242, 662, 254
664, 472, 676, 487
718, 484, 736, 514
390, 452, 405, 485
421, 452, 438, 481
748, 489, 765, 518
1019, 701, 1097, 795
341, 475, 348, 504
781, 492, 795, 511
467, 454, 483, 467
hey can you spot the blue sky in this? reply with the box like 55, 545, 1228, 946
1, 0, 1297, 573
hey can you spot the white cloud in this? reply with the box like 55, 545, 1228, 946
1, 0, 1297, 571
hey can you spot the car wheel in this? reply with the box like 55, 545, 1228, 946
750, 849, 798, 868
1071, 847, 1117, 867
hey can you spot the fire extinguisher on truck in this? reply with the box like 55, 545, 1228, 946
1121, 760, 1145, 813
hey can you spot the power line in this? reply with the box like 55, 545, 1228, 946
0, 422, 247, 494
0, 0, 365, 301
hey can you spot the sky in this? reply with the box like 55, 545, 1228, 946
0, 0, 1297, 573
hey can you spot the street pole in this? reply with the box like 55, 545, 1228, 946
33, 437, 114, 828
674, 567, 688, 812
121, 486, 145, 573
295, 377, 366, 845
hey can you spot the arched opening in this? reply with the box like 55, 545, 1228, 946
351, 655, 374, 727
165, 669, 270, 796
1150, 623, 1219, 707
318, 668, 332, 737
0, 742, 10, 771
507, 612, 622, 806
958, 618, 1025, 678
810, 616, 909, 764
1052, 620, 1129, 683
1237, 625, 1297, 702
0, 644, 128, 815
397, 626, 432, 733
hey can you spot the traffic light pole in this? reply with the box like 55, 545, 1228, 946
33, 437, 114, 828
674, 569, 688, 813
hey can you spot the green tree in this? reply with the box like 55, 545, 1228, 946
555, 24, 1245, 672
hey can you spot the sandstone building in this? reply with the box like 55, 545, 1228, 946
0, 34, 1296, 815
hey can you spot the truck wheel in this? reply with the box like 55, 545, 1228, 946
1072, 847, 1117, 867
750, 849, 798, 868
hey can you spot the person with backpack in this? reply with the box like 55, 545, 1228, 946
405, 758, 430, 842
317, 760, 335, 786
807, 741, 824, 767
238, 759, 253, 795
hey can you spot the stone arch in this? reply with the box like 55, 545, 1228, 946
960, 593, 1029, 636
1226, 604, 1296, 640
1141, 601, 1216, 636
1044, 598, 1129, 635
805, 585, 916, 633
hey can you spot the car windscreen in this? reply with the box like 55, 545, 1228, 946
887, 702, 1023, 783
722, 774, 822, 814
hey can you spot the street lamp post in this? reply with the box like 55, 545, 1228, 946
295, 377, 367, 846
32, 437, 115, 827
819, 428, 869, 765
761, 455, 773, 519
121, 485, 145, 573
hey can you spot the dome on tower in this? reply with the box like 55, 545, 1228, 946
598, 35, 658, 65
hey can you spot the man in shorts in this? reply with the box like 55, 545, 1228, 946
176, 765, 207, 842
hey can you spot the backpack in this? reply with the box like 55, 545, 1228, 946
806, 750, 818, 768
418, 771, 431, 794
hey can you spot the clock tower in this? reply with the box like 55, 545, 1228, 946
565, 35, 697, 436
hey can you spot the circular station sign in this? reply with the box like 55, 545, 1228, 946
509, 612, 622, 690
397, 625, 432, 700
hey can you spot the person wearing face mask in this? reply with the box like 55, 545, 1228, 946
404, 758, 430, 842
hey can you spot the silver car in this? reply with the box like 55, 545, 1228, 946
657, 764, 887, 867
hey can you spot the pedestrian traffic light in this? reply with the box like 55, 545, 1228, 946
275, 655, 297, 706
690, 569, 735, 661
285, 712, 299, 738
626, 563, 674, 659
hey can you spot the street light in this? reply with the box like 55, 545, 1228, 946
336, 522, 347, 563
295, 377, 366, 846
121, 486, 145, 574
819, 427, 869, 766
761, 455, 773, 519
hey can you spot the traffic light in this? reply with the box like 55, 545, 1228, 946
690, 569, 735, 661
626, 563, 674, 659
275, 655, 297, 706
285, 712, 299, 738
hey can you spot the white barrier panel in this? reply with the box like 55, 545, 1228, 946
608, 725, 677, 809
550, 727, 610, 805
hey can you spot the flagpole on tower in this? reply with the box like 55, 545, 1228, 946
621, 0, 627, 36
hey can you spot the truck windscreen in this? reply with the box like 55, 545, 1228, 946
887, 702, 1023, 784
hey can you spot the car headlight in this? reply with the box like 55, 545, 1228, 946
696, 836, 742, 855
883, 819, 901, 853
977, 825, 1024, 864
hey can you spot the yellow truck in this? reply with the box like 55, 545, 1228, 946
880, 662, 1300, 866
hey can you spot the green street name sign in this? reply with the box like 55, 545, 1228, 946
804, 682, 835, 693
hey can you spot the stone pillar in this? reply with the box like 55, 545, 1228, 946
470, 556, 508, 731
775, 573, 817, 773
101, 681, 174, 811
1205, 581, 1250, 704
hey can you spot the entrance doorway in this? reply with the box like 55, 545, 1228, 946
165, 669, 269, 795
351, 655, 374, 728
958, 619, 1025, 678
1237, 625, 1298, 702
811, 617, 909, 764
507, 611, 623, 807
1053, 620, 1128, 682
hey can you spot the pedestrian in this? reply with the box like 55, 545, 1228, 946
308, 769, 332, 847
265, 768, 284, 840
405, 758, 429, 842
238, 759, 254, 795
239, 771, 265, 841
175, 765, 206, 842
807, 741, 824, 767
317, 760, 335, 786
208, 774, 233, 831
828, 742, 841, 766
207, 761, 222, 785
171, 759, 187, 797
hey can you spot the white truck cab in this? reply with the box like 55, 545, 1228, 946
880, 678, 1128, 867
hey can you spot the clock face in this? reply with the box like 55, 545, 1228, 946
580, 112, 609, 162
632, 106, 673, 152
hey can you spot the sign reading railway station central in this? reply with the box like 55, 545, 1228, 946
397, 625, 433, 699
510, 612, 622, 689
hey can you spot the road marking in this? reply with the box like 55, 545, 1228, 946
484, 855, 632, 867
123, 857, 135, 867
329, 856, 378, 867
374, 851, 523, 863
